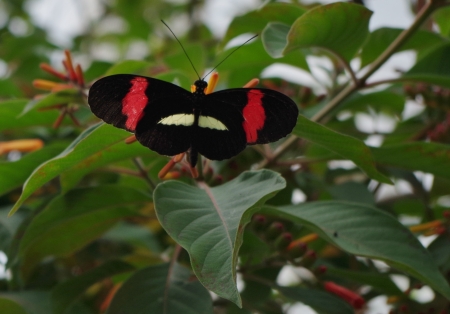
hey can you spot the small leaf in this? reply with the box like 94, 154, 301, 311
104, 60, 151, 76
277, 286, 354, 314
265, 201, 450, 300
284, 2, 373, 61
402, 42, 450, 88
371, 142, 450, 180
106, 262, 213, 314
222, 2, 306, 48
293, 116, 391, 184
262, 22, 291, 58
18, 185, 149, 276
52, 260, 135, 314
433, 7, 450, 37
154, 170, 286, 306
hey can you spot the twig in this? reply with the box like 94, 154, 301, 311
132, 158, 156, 190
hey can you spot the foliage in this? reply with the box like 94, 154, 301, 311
1, 0, 450, 313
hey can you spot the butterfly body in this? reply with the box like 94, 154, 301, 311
88, 74, 298, 167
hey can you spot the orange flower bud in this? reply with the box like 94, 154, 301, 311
33, 79, 59, 91
64, 50, 77, 81
205, 72, 219, 94
243, 78, 259, 88
288, 233, 318, 250
324, 281, 365, 309
39, 63, 67, 81
125, 135, 137, 144
75, 64, 85, 87
0, 139, 44, 155
158, 159, 177, 179
409, 220, 442, 233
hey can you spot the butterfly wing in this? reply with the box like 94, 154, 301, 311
88, 74, 195, 156
194, 88, 298, 160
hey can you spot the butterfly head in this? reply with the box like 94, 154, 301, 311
193, 79, 208, 95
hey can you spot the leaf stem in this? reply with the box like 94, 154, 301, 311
132, 158, 156, 191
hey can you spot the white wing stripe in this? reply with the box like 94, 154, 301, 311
198, 116, 228, 130
158, 114, 195, 126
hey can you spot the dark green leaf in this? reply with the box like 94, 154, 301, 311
265, 201, 450, 300
277, 286, 354, 314
360, 28, 446, 67
0, 292, 51, 314
284, 3, 372, 61
154, 170, 286, 306
339, 90, 405, 115
371, 142, 450, 180
402, 42, 450, 88
293, 115, 391, 184
222, 3, 306, 48
0, 298, 27, 314
18, 186, 149, 276
52, 260, 135, 314
106, 263, 213, 314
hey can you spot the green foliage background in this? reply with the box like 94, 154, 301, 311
1, 0, 450, 313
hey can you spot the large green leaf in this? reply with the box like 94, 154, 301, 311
0, 292, 51, 314
0, 298, 27, 314
0, 99, 59, 131
284, 3, 372, 61
222, 2, 305, 48
371, 142, 450, 180
106, 262, 213, 314
9, 123, 157, 215
293, 115, 391, 184
265, 201, 450, 300
277, 286, 354, 314
0, 143, 66, 197
18, 185, 149, 276
433, 7, 450, 37
52, 260, 135, 314
154, 170, 286, 306
360, 27, 446, 67
402, 42, 450, 88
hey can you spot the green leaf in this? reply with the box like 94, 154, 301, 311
402, 42, 450, 88
0, 99, 60, 131
339, 90, 405, 115
262, 22, 291, 58
52, 260, 135, 314
222, 2, 306, 48
360, 28, 446, 67
293, 115, 391, 184
154, 170, 286, 306
433, 6, 450, 37
277, 286, 354, 314
18, 185, 149, 276
0, 297, 27, 314
9, 123, 153, 215
106, 262, 213, 314
0, 292, 51, 314
284, 2, 372, 61
265, 201, 450, 300
0, 143, 66, 197
104, 60, 151, 76
371, 142, 450, 180
21, 89, 83, 115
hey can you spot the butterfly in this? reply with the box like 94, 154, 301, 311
88, 73, 298, 168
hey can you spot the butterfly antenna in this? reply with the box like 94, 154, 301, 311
161, 20, 201, 80
203, 34, 258, 80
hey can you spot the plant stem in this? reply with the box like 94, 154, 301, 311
132, 158, 156, 191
